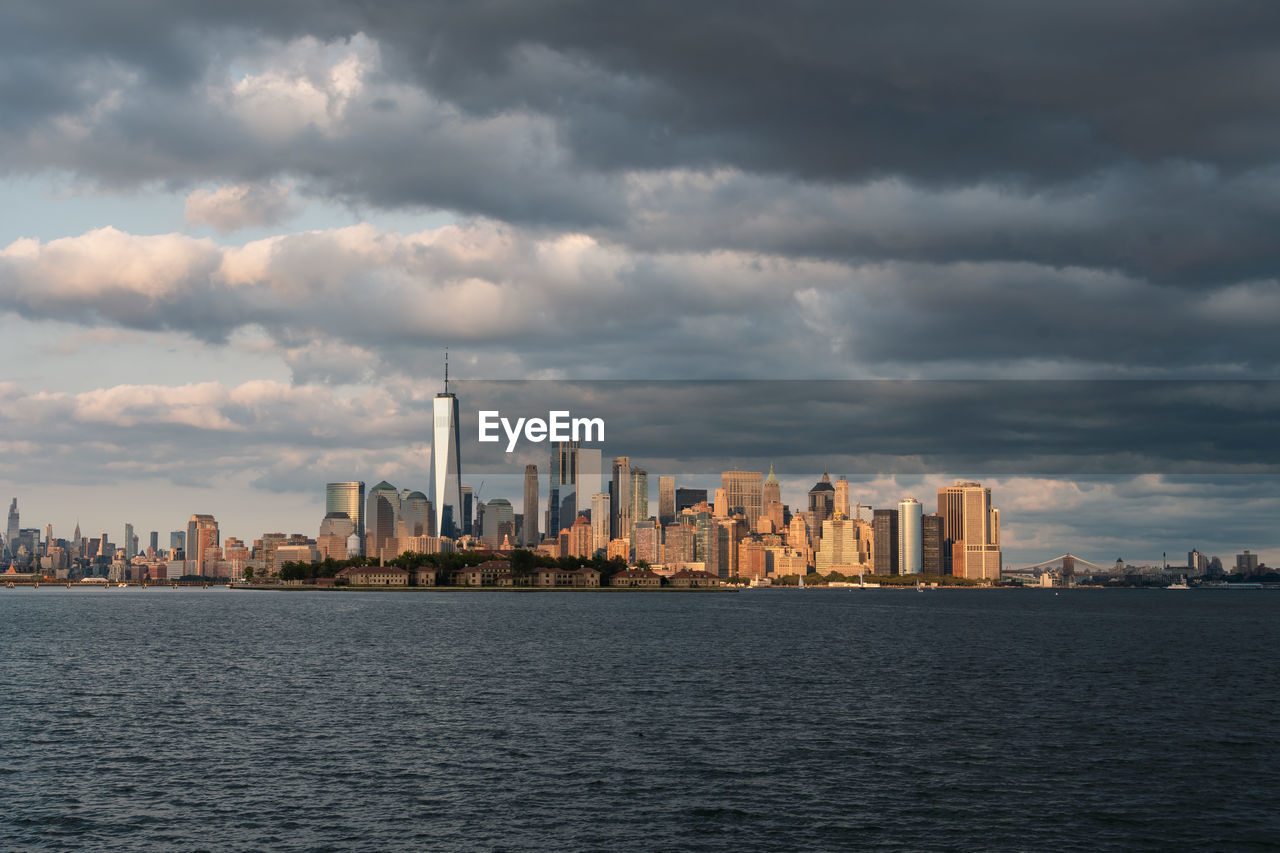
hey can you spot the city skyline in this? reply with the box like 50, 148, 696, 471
5, 376, 1278, 569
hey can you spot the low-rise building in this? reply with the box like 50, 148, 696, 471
666, 569, 722, 588
531, 567, 601, 587
336, 566, 410, 586
452, 560, 513, 586
608, 568, 662, 587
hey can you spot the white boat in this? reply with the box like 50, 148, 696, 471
1166, 576, 1190, 590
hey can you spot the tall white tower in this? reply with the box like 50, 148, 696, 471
898, 497, 922, 575
432, 351, 463, 538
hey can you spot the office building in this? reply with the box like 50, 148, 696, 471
318, 512, 356, 560
483, 498, 515, 549
565, 514, 593, 558
634, 519, 660, 564
523, 465, 539, 547
401, 491, 431, 537
325, 481, 366, 539
611, 456, 631, 540
461, 486, 474, 536
591, 493, 611, 555
834, 476, 850, 520
124, 523, 136, 559
432, 355, 463, 538
185, 514, 219, 577
550, 441, 579, 536
808, 472, 835, 523
6, 499, 18, 555
675, 487, 707, 512
629, 468, 649, 542
815, 516, 861, 574
658, 476, 676, 525
722, 470, 763, 527
665, 522, 695, 564
872, 509, 898, 575
577, 448, 602, 523
897, 497, 922, 575
922, 514, 943, 576
937, 481, 1002, 580
762, 465, 784, 532
366, 481, 400, 559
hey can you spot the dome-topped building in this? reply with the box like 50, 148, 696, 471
808, 471, 835, 522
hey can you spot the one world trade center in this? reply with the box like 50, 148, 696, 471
433, 353, 463, 539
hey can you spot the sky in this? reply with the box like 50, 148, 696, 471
1, 2, 1278, 567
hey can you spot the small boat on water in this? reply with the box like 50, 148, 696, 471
1166, 576, 1191, 590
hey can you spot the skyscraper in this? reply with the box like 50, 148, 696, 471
318, 512, 356, 560
629, 468, 649, 542
482, 498, 515, 549
124, 523, 136, 559
577, 448, 603, 522
808, 472, 835, 523
922, 514, 943, 576
610, 456, 631, 540
185, 514, 219, 577
401, 491, 431, 536
549, 441, 579, 536
326, 481, 366, 539
149, 531, 159, 553
937, 481, 1001, 580
6, 499, 18, 554
872, 509, 898, 576
433, 353, 463, 538
675, 487, 708, 512
815, 516, 859, 573
897, 497, 922, 575
762, 465, 784, 532
721, 470, 763, 526
523, 464, 539, 547
633, 518, 659, 564
658, 476, 676, 525
461, 486, 474, 536
590, 492, 611, 555
834, 476, 850, 520
366, 481, 400, 558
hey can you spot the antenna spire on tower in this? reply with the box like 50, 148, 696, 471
444, 347, 449, 394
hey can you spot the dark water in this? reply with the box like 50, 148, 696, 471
2, 588, 1277, 851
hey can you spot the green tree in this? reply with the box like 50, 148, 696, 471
510, 549, 537, 582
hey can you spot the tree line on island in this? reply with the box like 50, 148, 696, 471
271, 550, 981, 586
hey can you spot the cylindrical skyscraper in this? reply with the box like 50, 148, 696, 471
326, 481, 366, 539
898, 497, 922, 575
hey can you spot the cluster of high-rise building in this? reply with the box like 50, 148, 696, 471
5, 371, 1267, 585
0, 369, 1010, 583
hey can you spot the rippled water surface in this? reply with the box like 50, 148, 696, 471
2, 587, 1277, 851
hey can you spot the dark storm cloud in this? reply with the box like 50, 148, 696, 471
451, 380, 1280, 476
6, 2, 1280, 205
358, 1, 1280, 180
4, 1, 1280, 378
